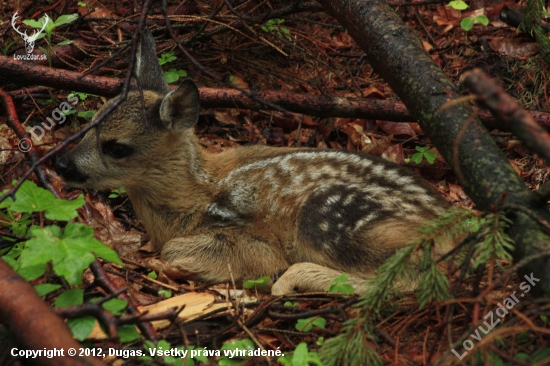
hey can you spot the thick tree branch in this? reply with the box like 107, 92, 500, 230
0, 259, 102, 366
2, 56, 550, 127
315, 0, 550, 299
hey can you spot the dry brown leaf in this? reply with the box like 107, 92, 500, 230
488, 37, 539, 57
382, 142, 405, 164
84, 195, 144, 261
377, 121, 417, 137
362, 135, 392, 156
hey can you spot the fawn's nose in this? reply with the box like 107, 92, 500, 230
55, 156, 89, 184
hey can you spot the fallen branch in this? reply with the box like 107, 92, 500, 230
0, 87, 59, 197
2, 56, 550, 127
0, 259, 102, 366
462, 69, 550, 165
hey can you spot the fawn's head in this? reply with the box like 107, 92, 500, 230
56, 29, 200, 191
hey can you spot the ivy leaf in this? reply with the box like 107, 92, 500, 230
102, 298, 128, 315
55, 289, 84, 307
19, 223, 121, 285
34, 283, 61, 296
8, 180, 84, 220
67, 317, 95, 341
118, 325, 141, 343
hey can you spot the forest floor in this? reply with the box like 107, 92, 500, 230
0, 0, 549, 365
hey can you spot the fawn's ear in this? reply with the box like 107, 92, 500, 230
160, 79, 200, 131
134, 28, 169, 94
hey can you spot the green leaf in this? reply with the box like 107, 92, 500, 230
147, 271, 158, 279
158, 289, 172, 298
296, 317, 326, 332
460, 18, 475, 31
55, 14, 78, 26
22, 19, 44, 28
78, 1, 87, 6
34, 283, 61, 296
473, 15, 489, 26
415, 145, 429, 152
67, 316, 95, 341
447, 0, 468, 10
57, 39, 74, 46
515, 352, 530, 361
18, 263, 46, 281
8, 180, 84, 220
164, 69, 187, 83
411, 152, 424, 164
20, 223, 121, 285
55, 289, 84, 307
78, 110, 95, 119
243, 275, 271, 289
158, 51, 177, 65
533, 348, 550, 362
424, 151, 437, 164
118, 324, 141, 343
102, 298, 128, 315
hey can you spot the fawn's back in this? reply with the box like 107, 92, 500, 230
56, 29, 450, 294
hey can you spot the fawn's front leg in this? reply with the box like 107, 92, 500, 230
271, 262, 373, 295
159, 231, 289, 286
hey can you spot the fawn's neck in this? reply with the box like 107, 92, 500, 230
127, 130, 214, 248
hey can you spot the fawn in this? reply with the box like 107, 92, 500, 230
56, 29, 451, 294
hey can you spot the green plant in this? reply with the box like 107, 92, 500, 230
0, 180, 126, 341
158, 51, 177, 65
326, 274, 355, 294
446, 0, 468, 10
164, 68, 187, 84
108, 188, 127, 199
446, 0, 489, 31
218, 338, 255, 365
460, 16, 489, 31
243, 275, 271, 290
278, 342, 323, 366
261, 19, 291, 40
158, 289, 172, 298
140, 340, 207, 366
406, 146, 436, 164
77, 110, 95, 119
296, 317, 326, 332
23, 13, 78, 67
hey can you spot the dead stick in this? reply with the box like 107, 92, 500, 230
0, 87, 59, 197
462, 69, 550, 164
2, 56, 550, 127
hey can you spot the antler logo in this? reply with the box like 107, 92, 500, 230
11, 11, 49, 54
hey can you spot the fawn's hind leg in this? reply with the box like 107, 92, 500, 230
158, 232, 289, 285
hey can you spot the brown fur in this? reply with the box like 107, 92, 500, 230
56, 29, 451, 294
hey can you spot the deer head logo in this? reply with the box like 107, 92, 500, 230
11, 11, 49, 54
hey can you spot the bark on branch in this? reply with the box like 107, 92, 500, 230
0, 259, 102, 366
315, 0, 550, 298
2, 56, 550, 128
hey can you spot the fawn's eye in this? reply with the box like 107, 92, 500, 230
102, 140, 132, 159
